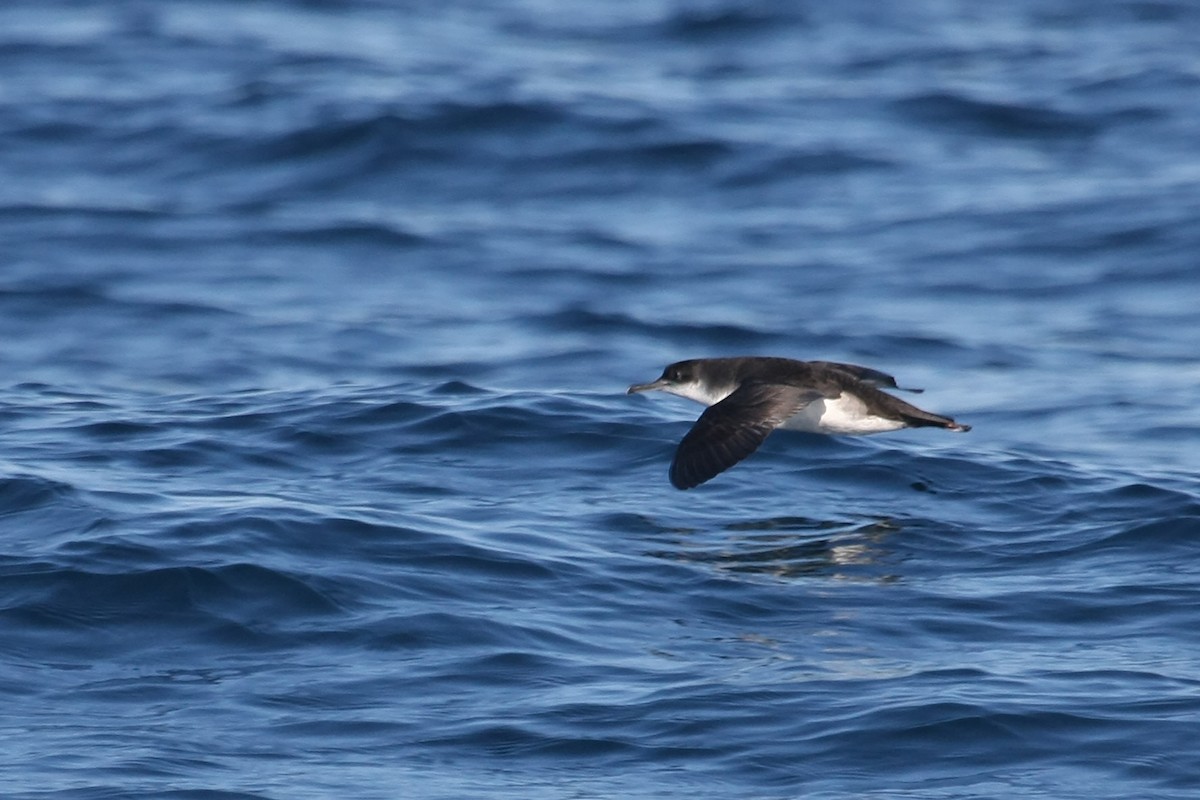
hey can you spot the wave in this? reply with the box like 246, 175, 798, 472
893, 91, 1102, 140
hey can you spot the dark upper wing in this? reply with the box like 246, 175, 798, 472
809, 361, 923, 394
669, 383, 822, 490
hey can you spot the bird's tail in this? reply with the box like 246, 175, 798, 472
874, 389, 971, 432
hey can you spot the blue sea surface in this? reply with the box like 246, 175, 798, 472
2, 1, 1199, 798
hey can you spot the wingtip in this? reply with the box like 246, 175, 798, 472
668, 466, 699, 490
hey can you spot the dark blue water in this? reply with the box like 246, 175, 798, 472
3, 1, 1200, 798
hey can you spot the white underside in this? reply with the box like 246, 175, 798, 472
779, 397, 905, 435
663, 383, 904, 436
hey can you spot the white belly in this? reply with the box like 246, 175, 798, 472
780, 396, 905, 435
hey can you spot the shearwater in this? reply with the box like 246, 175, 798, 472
628, 357, 970, 489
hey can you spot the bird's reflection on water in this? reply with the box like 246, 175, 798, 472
644, 515, 902, 581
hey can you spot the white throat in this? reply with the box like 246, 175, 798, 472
661, 381, 732, 407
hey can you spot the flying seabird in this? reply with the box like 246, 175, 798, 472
628, 356, 970, 489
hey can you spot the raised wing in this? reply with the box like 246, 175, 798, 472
669, 383, 822, 490
810, 361, 923, 394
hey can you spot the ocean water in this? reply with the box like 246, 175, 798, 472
2, 1, 1199, 798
